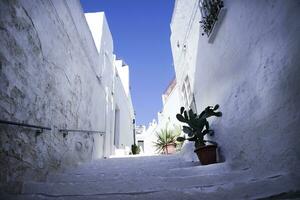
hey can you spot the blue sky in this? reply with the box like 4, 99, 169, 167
80, 0, 175, 126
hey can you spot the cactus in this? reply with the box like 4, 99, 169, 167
176, 105, 222, 149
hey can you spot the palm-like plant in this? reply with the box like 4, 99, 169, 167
153, 128, 178, 154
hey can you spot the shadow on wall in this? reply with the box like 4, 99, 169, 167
193, 0, 300, 173
0, 0, 107, 191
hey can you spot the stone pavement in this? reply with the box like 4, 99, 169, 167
1, 155, 299, 200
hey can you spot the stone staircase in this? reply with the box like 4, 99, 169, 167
1, 155, 299, 199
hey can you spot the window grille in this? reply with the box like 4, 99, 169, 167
199, 0, 224, 36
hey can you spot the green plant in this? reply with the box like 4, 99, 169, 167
153, 128, 179, 154
131, 144, 140, 155
173, 125, 184, 151
199, 0, 224, 36
176, 105, 222, 149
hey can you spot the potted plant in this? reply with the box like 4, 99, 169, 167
153, 128, 179, 154
131, 144, 140, 155
176, 104, 222, 165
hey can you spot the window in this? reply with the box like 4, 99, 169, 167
138, 140, 144, 152
199, 0, 224, 36
181, 76, 193, 109
114, 107, 120, 147
181, 76, 198, 112
181, 84, 188, 109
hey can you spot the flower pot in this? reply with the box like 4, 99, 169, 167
194, 145, 217, 165
164, 144, 176, 154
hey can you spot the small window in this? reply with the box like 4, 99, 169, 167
181, 76, 193, 109
138, 140, 144, 152
181, 84, 188, 108
199, 0, 224, 36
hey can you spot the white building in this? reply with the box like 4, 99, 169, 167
85, 12, 135, 157
171, 0, 300, 174
158, 78, 181, 131
0, 2, 136, 185
137, 78, 182, 155
136, 120, 158, 155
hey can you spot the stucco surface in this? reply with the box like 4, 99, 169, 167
171, 0, 300, 176
114, 70, 134, 149
0, 0, 107, 186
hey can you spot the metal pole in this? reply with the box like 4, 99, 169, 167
58, 129, 105, 135
0, 119, 51, 131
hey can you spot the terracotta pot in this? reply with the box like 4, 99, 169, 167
164, 144, 176, 154
194, 145, 217, 165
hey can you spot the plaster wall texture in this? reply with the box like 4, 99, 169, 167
85, 12, 134, 156
84, 12, 104, 53
157, 83, 181, 132
115, 60, 130, 97
85, 12, 115, 157
85, 13, 134, 157
171, 0, 300, 175
136, 120, 158, 155
0, 0, 107, 184
113, 68, 134, 152
115, 60, 134, 135
139, 81, 182, 155
0, 0, 134, 187
170, 0, 200, 90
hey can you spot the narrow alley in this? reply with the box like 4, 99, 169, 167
1, 0, 300, 199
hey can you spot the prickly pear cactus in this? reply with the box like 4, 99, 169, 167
176, 104, 222, 149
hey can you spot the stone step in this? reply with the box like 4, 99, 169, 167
1, 173, 298, 200
3, 155, 299, 199
47, 162, 199, 182
24, 171, 295, 195
23, 172, 242, 195
66, 155, 187, 172
45, 155, 231, 183
46, 162, 229, 183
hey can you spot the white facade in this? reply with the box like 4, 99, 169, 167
137, 79, 182, 155
136, 120, 158, 155
113, 59, 135, 156
0, 1, 135, 185
85, 12, 135, 157
158, 79, 181, 131
171, 0, 300, 175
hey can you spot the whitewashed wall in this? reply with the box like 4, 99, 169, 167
85, 12, 115, 157
139, 81, 182, 155
170, 0, 200, 92
113, 61, 134, 155
85, 13, 134, 157
0, 0, 107, 186
158, 83, 181, 131
115, 60, 130, 97
137, 120, 158, 155
0, 0, 135, 189
171, 0, 300, 175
